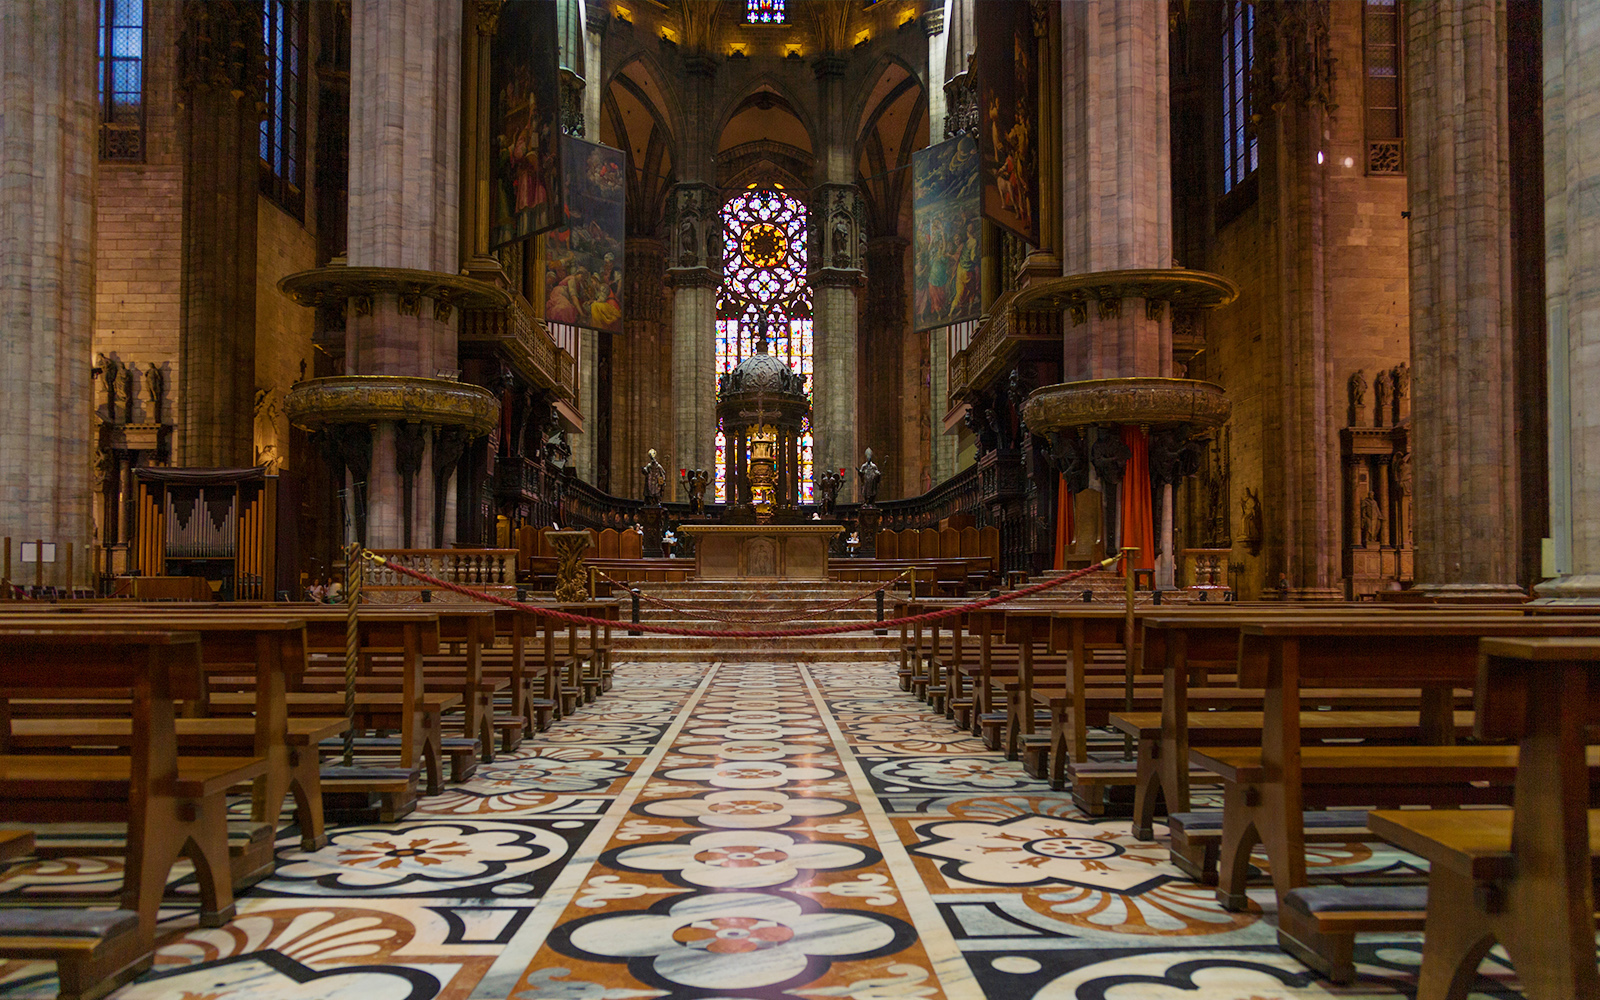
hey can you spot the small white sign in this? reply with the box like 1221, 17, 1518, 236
20, 543, 56, 563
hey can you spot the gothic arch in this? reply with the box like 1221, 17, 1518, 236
711, 75, 819, 160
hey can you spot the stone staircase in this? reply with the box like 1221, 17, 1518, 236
611, 581, 903, 663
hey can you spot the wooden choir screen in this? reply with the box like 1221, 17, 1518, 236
133, 468, 294, 600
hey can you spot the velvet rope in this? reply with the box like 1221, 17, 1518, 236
365, 551, 1124, 638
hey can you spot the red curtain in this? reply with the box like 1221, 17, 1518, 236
1119, 426, 1155, 574
1054, 474, 1073, 569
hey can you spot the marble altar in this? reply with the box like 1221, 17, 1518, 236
678, 524, 843, 581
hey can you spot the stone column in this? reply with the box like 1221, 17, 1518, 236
667, 181, 720, 499
812, 54, 864, 501
1253, 0, 1340, 598
0, 0, 97, 586
1406, 0, 1523, 597
177, 0, 262, 467
1537, 0, 1600, 598
613, 237, 667, 497
345, 0, 463, 548
1058, 0, 1172, 379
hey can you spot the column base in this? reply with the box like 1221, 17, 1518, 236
1532, 575, 1600, 603
1409, 582, 1529, 602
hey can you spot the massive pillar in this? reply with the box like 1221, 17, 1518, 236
667, 182, 719, 498
0, 0, 98, 586
813, 58, 864, 501
1537, 0, 1600, 599
1252, 1, 1340, 598
177, 0, 262, 467
1405, 0, 1523, 597
344, 0, 463, 548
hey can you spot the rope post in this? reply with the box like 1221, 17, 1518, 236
1122, 546, 1139, 760
588, 565, 596, 600
875, 587, 885, 636
343, 542, 362, 767
630, 588, 641, 636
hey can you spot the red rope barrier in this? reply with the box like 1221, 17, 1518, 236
591, 566, 909, 623
365, 551, 1122, 638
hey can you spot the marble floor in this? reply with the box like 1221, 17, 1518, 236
0, 660, 1536, 1000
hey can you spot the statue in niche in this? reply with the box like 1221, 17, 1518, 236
1347, 370, 1367, 425
1392, 361, 1411, 420
1373, 368, 1392, 427
1089, 429, 1132, 488
254, 387, 281, 472
1240, 487, 1264, 557
145, 363, 164, 425
832, 210, 851, 269
678, 212, 698, 268
704, 216, 720, 268
641, 448, 667, 505
857, 448, 882, 506
816, 468, 843, 515
1048, 431, 1091, 494
1360, 490, 1386, 547
682, 468, 709, 515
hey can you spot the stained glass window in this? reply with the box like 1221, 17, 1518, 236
98, 0, 144, 161
1221, 0, 1256, 193
746, 0, 785, 24
260, 0, 306, 216
715, 187, 815, 503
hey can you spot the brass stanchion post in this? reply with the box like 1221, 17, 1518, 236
1123, 546, 1139, 760
343, 542, 362, 766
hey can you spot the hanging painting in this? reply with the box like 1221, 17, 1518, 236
912, 134, 981, 332
490, 0, 563, 249
978, 0, 1039, 245
543, 135, 626, 334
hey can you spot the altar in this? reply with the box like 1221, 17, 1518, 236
678, 524, 843, 581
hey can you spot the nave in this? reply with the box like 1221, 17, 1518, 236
0, 655, 1531, 1000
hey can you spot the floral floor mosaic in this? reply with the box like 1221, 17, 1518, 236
0, 660, 1538, 999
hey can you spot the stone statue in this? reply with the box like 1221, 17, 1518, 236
116, 364, 132, 422
681, 468, 708, 515
1089, 430, 1132, 488
1360, 491, 1385, 547
678, 206, 699, 268
816, 468, 843, 515
1373, 369, 1392, 427
144, 363, 164, 424
98, 354, 120, 422
1048, 431, 1091, 495
1240, 486, 1264, 557
1394, 448, 1412, 497
641, 448, 667, 505
1392, 361, 1410, 420
1348, 370, 1367, 425
857, 448, 882, 506
704, 217, 719, 267
832, 210, 851, 269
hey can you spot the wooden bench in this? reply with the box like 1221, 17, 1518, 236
1359, 637, 1600, 999
0, 907, 148, 1000
0, 629, 267, 947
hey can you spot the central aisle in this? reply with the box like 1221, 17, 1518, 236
10, 660, 1531, 999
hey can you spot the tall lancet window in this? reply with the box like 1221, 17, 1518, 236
715, 187, 814, 502
1221, 0, 1256, 193
260, 0, 306, 216
98, 0, 144, 161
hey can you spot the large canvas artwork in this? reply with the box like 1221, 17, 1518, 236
912, 134, 981, 333
543, 136, 625, 335
490, 0, 563, 249
978, 0, 1039, 245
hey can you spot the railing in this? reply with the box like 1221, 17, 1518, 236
367, 548, 519, 592
460, 296, 576, 398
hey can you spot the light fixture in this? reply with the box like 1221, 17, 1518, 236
854, 29, 870, 46
1343, 155, 1355, 168
729, 42, 748, 58
785, 43, 802, 59
1316, 150, 1325, 164
613, 4, 631, 24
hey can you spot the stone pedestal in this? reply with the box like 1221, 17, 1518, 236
639, 505, 665, 558
856, 506, 882, 558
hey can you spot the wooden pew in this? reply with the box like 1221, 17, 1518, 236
0, 629, 268, 946
1198, 616, 1600, 913
0, 905, 147, 1000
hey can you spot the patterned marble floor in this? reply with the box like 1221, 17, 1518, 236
0, 660, 1537, 1000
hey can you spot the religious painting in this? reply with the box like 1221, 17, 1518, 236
543, 135, 625, 335
978, 0, 1039, 245
912, 134, 981, 332
490, 0, 563, 249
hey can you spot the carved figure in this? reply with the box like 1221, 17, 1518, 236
1373, 369, 1392, 427
704, 216, 719, 267
1360, 491, 1385, 547
682, 468, 709, 514
832, 210, 851, 269
1148, 428, 1189, 488
1348, 370, 1367, 425
1392, 361, 1410, 420
1089, 430, 1132, 488
145, 363, 164, 424
816, 468, 843, 515
963, 406, 991, 456
1394, 448, 1412, 497
857, 448, 883, 506
1240, 486, 1263, 557
678, 212, 698, 267
641, 448, 667, 505
98, 354, 120, 422
1048, 431, 1091, 494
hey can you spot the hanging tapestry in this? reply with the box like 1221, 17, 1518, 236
543, 135, 626, 334
490, 0, 564, 248
978, 0, 1039, 245
912, 133, 982, 333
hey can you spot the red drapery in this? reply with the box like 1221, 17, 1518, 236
1053, 474, 1073, 569
1119, 426, 1155, 574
